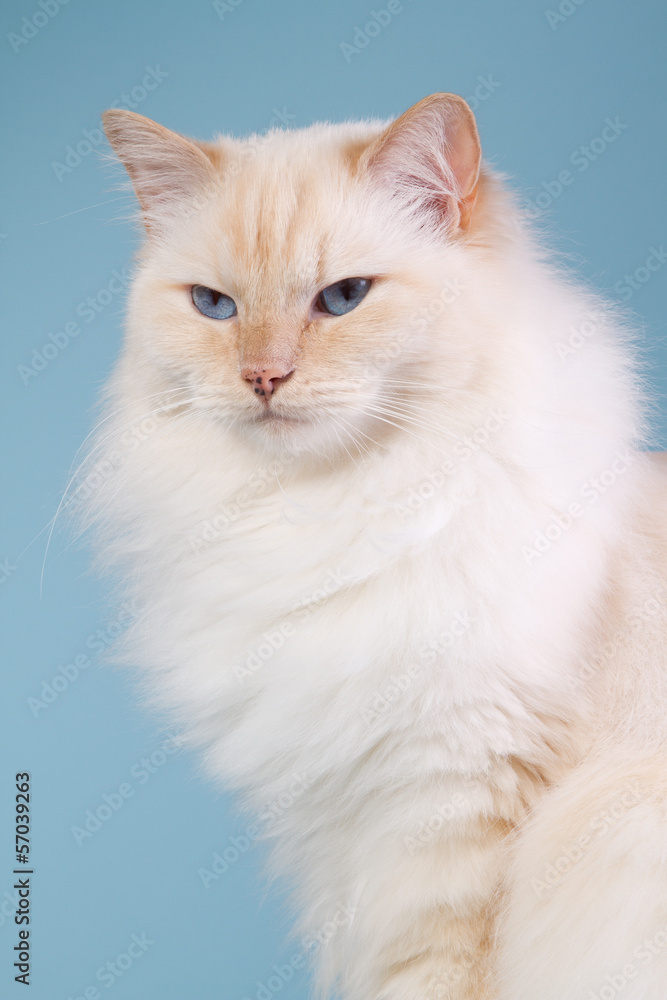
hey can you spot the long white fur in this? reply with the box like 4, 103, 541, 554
80, 103, 667, 999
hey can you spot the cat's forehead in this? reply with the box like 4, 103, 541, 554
209, 122, 388, 295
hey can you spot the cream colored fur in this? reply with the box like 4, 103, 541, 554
78, 95, 667, 998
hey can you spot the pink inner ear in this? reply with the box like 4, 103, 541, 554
445, 113, 482, 199
365, 94, 481, 230
102, 110, 218, 225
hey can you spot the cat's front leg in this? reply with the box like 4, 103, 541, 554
496, 750, 667, 1000
368, 906, 498, 1000
307, 812, 506, 1000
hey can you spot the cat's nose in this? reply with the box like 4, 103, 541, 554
242, 365, 294, 401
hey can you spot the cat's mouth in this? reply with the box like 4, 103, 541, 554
253, 409, 305, 427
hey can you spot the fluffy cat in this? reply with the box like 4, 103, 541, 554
78, 93, 667, 999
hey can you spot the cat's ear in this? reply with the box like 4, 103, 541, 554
102, 110, 218, 233
362, 93, 481, 233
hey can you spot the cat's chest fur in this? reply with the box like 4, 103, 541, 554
118, 413, 603, 814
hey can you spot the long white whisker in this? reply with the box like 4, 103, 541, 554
66, 386, 196, 478
358, 401, 458, 440
330, 419, 365, 473
332, 413, 385, 458
64, 402, 230, 550
33, 195, 132, 226
342, 404, 454, 457
40, 393, 216, 594
56, 398, 191, 524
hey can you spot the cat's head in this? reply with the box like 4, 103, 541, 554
103, 94, 490, 459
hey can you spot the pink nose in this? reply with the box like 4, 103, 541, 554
242, 366, 294, 401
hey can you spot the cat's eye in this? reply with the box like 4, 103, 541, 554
317, 278, 372, 316
191, 285, 237, 320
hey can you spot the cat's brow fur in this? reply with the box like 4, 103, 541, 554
80, 95, 667, 999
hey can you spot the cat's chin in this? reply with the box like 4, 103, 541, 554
240, 407, 353, 460
251, 409, 309, 437
242, 407, 318, 453
255, 409, 304, 426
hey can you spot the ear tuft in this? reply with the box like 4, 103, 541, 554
102, 110, 218, 232
363, 93, 482, 233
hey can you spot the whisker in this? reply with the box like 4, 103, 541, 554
333, 413, 386, 458
66, 386, 196, 483
330, 419, 366, 473
64, 402, 229, 550
33, 195, 133, 226
59, 395, 199, 520
357, 401, 458, 440
342, 404, 455, 458
330, 377, 461, 392
40, 393, 217, 594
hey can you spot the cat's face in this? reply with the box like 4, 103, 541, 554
104, 95, 483, 457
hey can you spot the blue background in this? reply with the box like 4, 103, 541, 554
1, 1, 666, 997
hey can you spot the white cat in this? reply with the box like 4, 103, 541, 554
79, 93, 667, 998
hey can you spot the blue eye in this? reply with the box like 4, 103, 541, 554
317, 278, 371, 316
191, 285, 237, 320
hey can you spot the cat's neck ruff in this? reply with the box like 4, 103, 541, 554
90, 359, 642, 800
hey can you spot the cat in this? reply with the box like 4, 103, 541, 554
77, 93, 667, 999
